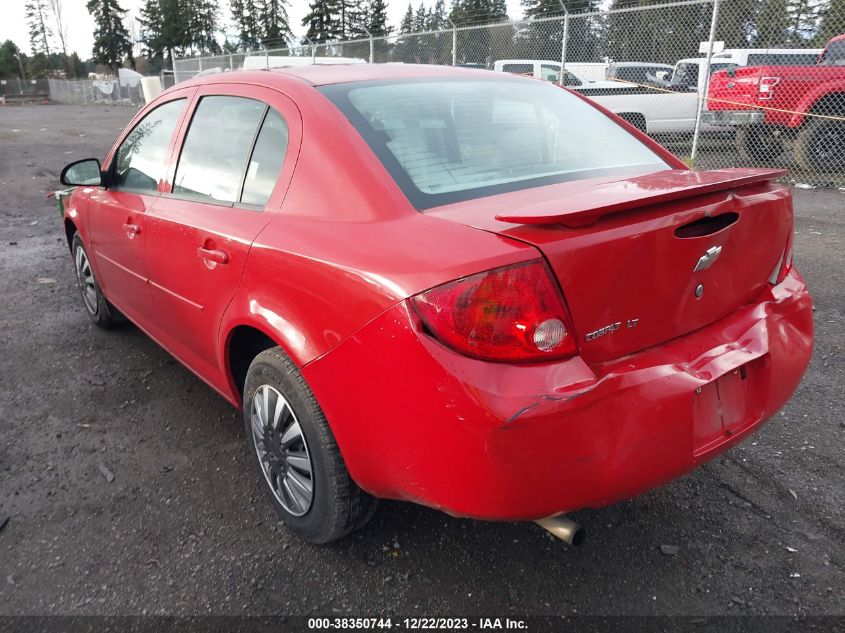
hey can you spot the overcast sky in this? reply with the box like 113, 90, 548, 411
1, 0, 526, 59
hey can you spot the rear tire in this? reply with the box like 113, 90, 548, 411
794, 118, 845, 172
71, 233, 123, 328
736, 125, 783, 164
243, 347, 377, 543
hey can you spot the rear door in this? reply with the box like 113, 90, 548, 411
87, 95, 190, 321
144, 84, 300, 388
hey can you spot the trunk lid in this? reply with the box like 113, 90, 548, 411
427, 168, 792, 364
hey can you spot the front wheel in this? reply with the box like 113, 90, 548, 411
735, 124, 784, 164
243, 347, 377, 543
794, 118, 845, 172
71, 233, 123, 328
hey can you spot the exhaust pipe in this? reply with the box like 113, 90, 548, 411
535, 515, 586, 546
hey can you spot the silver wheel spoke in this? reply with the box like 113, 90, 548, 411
271, 393, 285, 430
250, 411, 264, 439
287, 468, 312, 495
282, 478, 303, 514
280, 420, 302, 447
286, 453, 311, 473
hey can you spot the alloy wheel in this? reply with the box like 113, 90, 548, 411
74, 245, 98, 315
250, 384, 314, 517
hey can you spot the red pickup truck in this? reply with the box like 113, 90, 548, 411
705, 34, 845, 171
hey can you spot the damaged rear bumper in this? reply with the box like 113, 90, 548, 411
302, 269, 813, 520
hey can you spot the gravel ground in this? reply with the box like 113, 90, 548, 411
0, 105, 842, 619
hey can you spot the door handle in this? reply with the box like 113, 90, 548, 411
123, 222, 141, 237
197, 246, 229, 265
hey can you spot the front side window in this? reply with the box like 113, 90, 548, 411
112, 98, 185, 192
173, 96, 267, 203
322, 78, 668, 209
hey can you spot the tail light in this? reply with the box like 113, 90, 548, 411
410, 260, 578, 362
757, 76, 781, 100
769, 230, 794, 285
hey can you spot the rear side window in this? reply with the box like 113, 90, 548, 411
821, 40, 845, 64
174, 96, 266, 204
241, 109, 289, 206
502, 64, 534, 75
322, 78, 667, 210
747, 53, 819, 65
112, 98, 185, 192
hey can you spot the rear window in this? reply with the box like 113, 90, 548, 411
747, 53, 818, 65
321, 78, 668, 210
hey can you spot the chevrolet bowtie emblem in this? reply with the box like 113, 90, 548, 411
694, 246, 722, 272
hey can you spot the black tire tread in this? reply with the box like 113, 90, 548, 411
247, 347, 377, 543
71, 232, 121, 329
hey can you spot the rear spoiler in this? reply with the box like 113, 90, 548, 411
494, 168, 786, 227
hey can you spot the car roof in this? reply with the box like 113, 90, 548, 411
609, 62, 673, 68
180, 63, 513, 88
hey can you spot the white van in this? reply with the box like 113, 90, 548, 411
493, 59, 622, 89
242, 55, 367, 71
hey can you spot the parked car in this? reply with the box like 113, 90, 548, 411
705, 35, 845, 170
60, 64, 813, 544
606, 61, 674, 86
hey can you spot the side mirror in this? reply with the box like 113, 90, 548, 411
60, 158, 103, 187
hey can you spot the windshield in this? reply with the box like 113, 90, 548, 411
321, 78, 668, 209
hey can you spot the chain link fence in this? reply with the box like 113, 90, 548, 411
46, 78, 147, 105
0, 78, 50, 102
167, 0, 843, 185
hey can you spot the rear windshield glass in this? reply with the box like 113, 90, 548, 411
321, 78, 668, 210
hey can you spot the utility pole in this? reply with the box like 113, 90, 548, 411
558, 0, 569, 87
446, 17, 457, 66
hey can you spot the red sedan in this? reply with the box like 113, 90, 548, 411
59, 64, 813, 544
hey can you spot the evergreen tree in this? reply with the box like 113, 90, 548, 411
451, 0, 508, 26
0, 40, 24, 78
140, 0, 184, 67
231, 0, 261, 49
258, 0, 292, 48
302, 0, 342, 43
816, 0, 845, 44
394, 3, 419, 61
399, 3, 414, 32
364, 0, 391, 36
86, 0, 133, 73
754, 0, 791, 45
430, 0, 449, 30
182, 0, 220, 54
25, 0, 54, 56
67, 51, 87, 78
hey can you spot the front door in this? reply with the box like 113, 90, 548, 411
87, 97, 188, 321
144, 86, 297, 390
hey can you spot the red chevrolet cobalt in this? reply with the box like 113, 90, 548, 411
59, 64, 813, 544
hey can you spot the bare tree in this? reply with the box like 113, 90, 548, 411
49, 0, 68, 55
